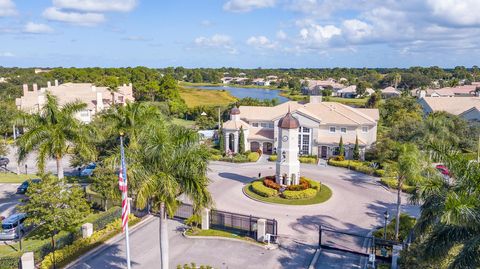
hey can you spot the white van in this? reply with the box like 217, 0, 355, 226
0, 213, 27, 240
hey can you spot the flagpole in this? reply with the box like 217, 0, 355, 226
120, 133, 132, 269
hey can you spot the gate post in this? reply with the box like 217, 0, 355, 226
391, 244, 403, 269
201, 208, 210, 230
318, 225, 322, 247
21, 252, 34, 269
257, 219, 266, 242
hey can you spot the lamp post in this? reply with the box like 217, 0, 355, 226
383, 210, 390, 240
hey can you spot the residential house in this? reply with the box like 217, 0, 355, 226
381, 86, 401, 98
336, 85, 375, 98
418, 97, 480, 121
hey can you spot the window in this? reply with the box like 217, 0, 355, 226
260, 123, 268, 128
329, 126, 336, 133
362, 126, 368, 133
268, 123, 274, 128
118, 96, 124, 103
302, 134, 309, 154
252, 123, 259, 127
303, 127, 310, 133
340, 127, 347, 133
333, 147, 340, 155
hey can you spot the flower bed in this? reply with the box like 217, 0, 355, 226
251, 181, 278, 197
281, 188, 317, 199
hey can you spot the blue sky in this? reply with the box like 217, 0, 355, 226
0, 0, 480, 68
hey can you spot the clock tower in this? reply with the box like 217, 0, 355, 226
276, 109, 300, 186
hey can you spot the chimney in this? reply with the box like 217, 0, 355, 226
47, 81, 51, 87
91, 85, 96, 92
96, 92, 104, 112
54, 79, 59, 86
22, 84, 28, 96
309, 95, 322, 104
33, 83, 38, 92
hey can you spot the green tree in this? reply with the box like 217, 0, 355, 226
353, 135, 360, 160
365, 93, 381, 108
101, 76, 120, 106
394, 143, 423, 240
338, 136, 344, 157
355, 81, 368, 97
393, 72, 402, 90
16, 93, 96, 179
91, 165, 120, 211
238, 126, 245, 154
218, 126, 224, 151
135, 123, 212, 269
20, 174, 90, 268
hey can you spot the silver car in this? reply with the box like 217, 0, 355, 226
0, 213, 27, 240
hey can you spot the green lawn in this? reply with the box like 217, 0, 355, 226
179, 87, 237, 108
185, 228, 260, 244
172, 118, 196, 128
0, 173, 37, 183
327, 97, 368, 107
244, 183, 332, 205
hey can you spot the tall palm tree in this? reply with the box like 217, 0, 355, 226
136, 122, 212, 269
394, 143, 423, 240
16, 93, 96, 179
406, 147, 480, 268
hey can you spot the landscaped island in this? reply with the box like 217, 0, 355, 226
244, 176, 332, 205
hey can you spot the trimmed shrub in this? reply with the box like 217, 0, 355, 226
281, 188, 317, 200
247, 152, 260, 162
286, 178, 310, 191
380, 178, 415, 194
251, 181, 277, 197
328, 159, 383, 177
299, 157, 317, 164
263, 179, 281, 190
264, 175, 276, 181
334, 155, 345, 161
374, 169, 385, 177
268, 155, 277, 161
209, 154, 222, 161
302, 177, 321, 191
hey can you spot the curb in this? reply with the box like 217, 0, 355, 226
308, 248, 321, 269
65, 214, 155, 268
181, 230, 272, 249
242, 184, 331, 207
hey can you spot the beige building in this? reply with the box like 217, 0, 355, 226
222, 97, 379, 160
16, 80, 134, 123
418, 97, 480, 121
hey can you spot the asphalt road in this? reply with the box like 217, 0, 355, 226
0, 183, 24, 219
69, 161, 419, 269
4, 145, 74, 175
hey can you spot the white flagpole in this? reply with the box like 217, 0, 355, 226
120, 134, 132, 269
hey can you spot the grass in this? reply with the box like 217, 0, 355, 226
327, 97, 368, 107
172, 118, 196, 128
244, 182, 332, 205
185, 228, 260, 244
179, 87, 237, 108
0, 173, 37, 183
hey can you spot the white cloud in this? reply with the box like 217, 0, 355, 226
52, 0, 137, 12
43, 7, 105, 26
23, 22, 54, 34
276, 30, 287, 40
223, 0, 275, 12
299, 24, 341, 43
341, 19, 373, 43
194, 34, 237, 54
426, 0, 480, 27
0, 52, 14, 57
246, 36, 277, 49
0, 0, 17, 16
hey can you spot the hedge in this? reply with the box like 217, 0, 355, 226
247, 152, 260, 162
328, 159, 383, 177
268, 155, 277, 161
299, 157, 317, 164
281, 188, 317, 200
209, 154, 222, 161
302, 177, 321, 191
380, 178, 415, 194
251, 181, 277, 197
40, 214, 140, 269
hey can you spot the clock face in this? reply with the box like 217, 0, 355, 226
282, 135, 288, 142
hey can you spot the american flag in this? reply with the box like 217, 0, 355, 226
119, 136, 129, 232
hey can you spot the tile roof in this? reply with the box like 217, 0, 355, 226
249, 129, 274, 140
421, 97, 480, 115
223, 119, 250, 130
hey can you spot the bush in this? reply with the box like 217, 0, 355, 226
209, 154, 222, 161
299, 157, 317, 164
251, 181, 277, 197
185, 214, 201, 229
372, 213, 416, 241
263, 179, 280, 190
302, 177, 321, 191
380, 178, 415, 194
40, 215, 140, 269
281, 188, 317, 200
264, 175, 275, 181
0, 256, 19, 269
334, 155, 345, 161
328, 159, 383, 177
374, 169, 386, 177
286, 178, 310, 191
247, 152, 260, 162
268, 155, 277, 161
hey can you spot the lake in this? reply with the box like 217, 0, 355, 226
191, 85, 289, 103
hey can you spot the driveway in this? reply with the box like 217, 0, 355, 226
0, 183, 23, 219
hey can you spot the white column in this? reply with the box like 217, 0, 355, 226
233, 132, 239, 153
21, 252, 34, 269
201, 208, 210, 230
81, 223, 93, 238
224, 131, 230, 153
257, 219, 266, 242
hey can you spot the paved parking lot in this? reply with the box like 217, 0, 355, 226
0, 183, 23, 219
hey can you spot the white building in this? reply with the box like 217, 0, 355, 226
418, 97, 480, 121
16, 81, 134, 123
222, 97, 379, 160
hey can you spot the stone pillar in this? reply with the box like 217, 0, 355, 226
201, 208, 210, 230
391, 244, 403, 269
54, 79, 59, 86
257, 219, 266, 242
81, 223, 93, 238
224, 131, 230, 153
233, 132, 239, 153
21, 252, 34, 269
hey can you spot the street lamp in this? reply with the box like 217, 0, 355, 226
383, 210, 390, 240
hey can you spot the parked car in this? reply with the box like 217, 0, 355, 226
0, 157, 9, 167
80, 163, 96, 177
436, 164, 450, 177
0, 213, 27, 240
16, 179, 41, 194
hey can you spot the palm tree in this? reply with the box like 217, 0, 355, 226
135, 122, 212, 269
394, 143, 423, 240
406, 147, 480, 268
16, 93, 96, 179
101, 76, 120, 106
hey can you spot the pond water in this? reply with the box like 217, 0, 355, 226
191, 85, 289, 103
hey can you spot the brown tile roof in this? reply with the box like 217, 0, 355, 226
249, 129, 274, 140
421, 97, 480, 115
